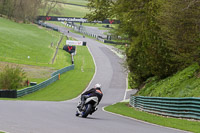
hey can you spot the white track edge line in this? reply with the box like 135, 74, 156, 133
0, 130, 9, 133
102, 105, 191, 133
123, 74, 129, 101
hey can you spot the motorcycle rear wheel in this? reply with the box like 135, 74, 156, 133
82, 104, 92, 118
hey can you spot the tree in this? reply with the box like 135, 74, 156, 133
14, 0, 42, 22
41, 0, 58, 17
85, 0, 113, 21
86, 0, 200, 88
0, 0, 42, 22
159, 0, 200, 67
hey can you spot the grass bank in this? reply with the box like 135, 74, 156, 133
15, 45, 95, 101
0, 17, 61, 67
0, 17, 74, 85
105, 102, 200, 133
138, 63, 200, 97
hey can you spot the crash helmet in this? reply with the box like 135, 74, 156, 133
94, 83, 101, 90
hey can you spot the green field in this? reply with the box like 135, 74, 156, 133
0, 17, 61, 66
13, 46, 95, 101
105, 102, 200, 133
0, 17, 72, 69
0, 17, 73, 88
24, 36, 72, 84
42, 4, 89, 17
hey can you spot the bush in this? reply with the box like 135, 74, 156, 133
0, 65, 26, 90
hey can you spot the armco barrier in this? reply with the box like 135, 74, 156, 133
130, 96, 200, 120
51, 64, 74, 77
36, 21, 59, 31
17, 65, 74, 97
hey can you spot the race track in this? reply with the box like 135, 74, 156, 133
0, 25, 189, 133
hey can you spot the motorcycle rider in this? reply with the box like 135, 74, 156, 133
78, 83, 103, 111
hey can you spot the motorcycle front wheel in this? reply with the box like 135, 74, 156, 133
82, 104, 92, 118
75, 111, 80, 116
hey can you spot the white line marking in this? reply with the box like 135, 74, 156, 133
0, 130, 9, 133
102, 105, 191, 133
123, 74, 129, 101
110, 49, 124, 58
104, 44, 124, 59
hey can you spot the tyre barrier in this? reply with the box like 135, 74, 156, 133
0, 90, 17, 98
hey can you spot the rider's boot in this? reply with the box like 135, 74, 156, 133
79, 101, 85, 111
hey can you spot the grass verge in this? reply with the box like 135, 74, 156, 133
104, 102, 200, 133
9, 45, 95, 101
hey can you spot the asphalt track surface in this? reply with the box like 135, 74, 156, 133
0, 25, 189, 133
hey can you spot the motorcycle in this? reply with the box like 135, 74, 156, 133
76, 96, 98, 118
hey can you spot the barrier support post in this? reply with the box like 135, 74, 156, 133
58, 73, 60, 80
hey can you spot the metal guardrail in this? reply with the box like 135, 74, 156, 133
51, 64, 74, 77
17, 65, 75, 97
36, 21, 59, 31
130, 96, 200, 120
